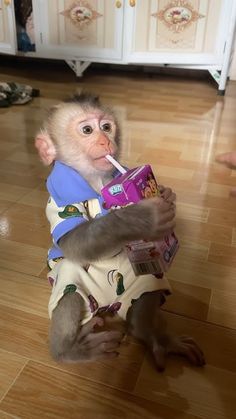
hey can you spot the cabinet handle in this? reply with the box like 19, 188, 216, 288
4, 0, 11, 5
129, 0, 136, 6
116, 1, 122, 8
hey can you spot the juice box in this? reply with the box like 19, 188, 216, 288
101, 164, 179, 276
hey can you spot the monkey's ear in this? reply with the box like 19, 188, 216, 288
35, 131, 56, 165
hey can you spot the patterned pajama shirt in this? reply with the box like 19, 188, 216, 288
46, 161, 171, 324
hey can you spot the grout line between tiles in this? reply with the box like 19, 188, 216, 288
0, 359, 29, 404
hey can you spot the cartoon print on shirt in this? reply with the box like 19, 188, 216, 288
88, 294, 99, 313
107, 270, 125, 296
97, 302, 122, 316
53, 256, 64, 263
48, 276, 55, 287
63, 284, 77, 295
58, 205, 84, 219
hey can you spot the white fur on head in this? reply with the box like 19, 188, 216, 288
35, 95, 120, 185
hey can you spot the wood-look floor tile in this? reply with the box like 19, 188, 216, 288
56, 341, 146, 393
0, 201, 13, 216
0, 150, 19, 161
232, 228, 236, 246
168, 262, 236, 294
208, 208, 236, 228
174, 238, 209, 263
208, 289, 236, 329
175, 218, 232, 245
0, 305, 49, 360
155, 176, 204, 194
0, 130, 30, 144
0, 172, 41, 189
0, 141, 18, 152
6, 151, 41, 166
158, 137, 189, 151
205, 166, 236, 187
0, 304, 145, 392
120, 154, 141, 167
0, 183, 32, 202
0, 239, 47, 276
0, 160, 42, 188
135, 360, 236, 419
180, 144, 211, 162
0, 145, 19, 163
137, 148, 181, 165
208, 243, 236, 268
152, 164, 194, 181
0, 410, 17, 418
177, 189, 236, 212
0, 268, 49, 318
0, 203, 50, 248
0, 349, 27, 401
163, 280, 211, 321
177, 203, 210, 223
164, 312, 236, 373
17, 188, 49, 208
38, 266, 49, 279
0, 361, 200, 419
200, 182, 232, 198
155, 154, 202, 172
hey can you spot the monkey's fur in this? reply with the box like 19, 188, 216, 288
35, 93, 205, 370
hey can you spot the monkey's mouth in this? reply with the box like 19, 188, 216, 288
94, 155, 114, 161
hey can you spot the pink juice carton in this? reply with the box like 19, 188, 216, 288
101, 161, 179, 276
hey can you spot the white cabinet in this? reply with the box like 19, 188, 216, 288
1, 0, 236, 93
124, 0, 231, 65
123, 0, 236, 93
0, 0, 16, 54
32, 0, 123, 61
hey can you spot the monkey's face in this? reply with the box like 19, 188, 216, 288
74, 111, 117, 171
55, 106, 118, 174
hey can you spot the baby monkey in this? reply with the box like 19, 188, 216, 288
35, 93, 205, 370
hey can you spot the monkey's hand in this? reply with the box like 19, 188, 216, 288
69, 316, 124, 362
158, 184, 176, 203
50, 293, 124, 363
115, 194, 176, 242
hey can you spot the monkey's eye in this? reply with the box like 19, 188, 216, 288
101, 123, 112, 133
82, 125, 93, 135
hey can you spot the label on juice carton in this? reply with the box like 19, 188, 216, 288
102, 165, 159, 207
126, 240, 163, 276
126, 232, 179, 276
101, 164, 179, 276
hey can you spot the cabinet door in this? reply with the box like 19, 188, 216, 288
0, 0, 16, 54
124, 0, 233, 65
33, 0, 123, 61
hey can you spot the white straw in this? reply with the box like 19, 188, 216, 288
105, 154, 127, 174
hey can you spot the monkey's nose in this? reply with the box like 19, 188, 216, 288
98, 133, 111, 146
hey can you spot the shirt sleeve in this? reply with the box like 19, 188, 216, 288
46, 196, 88, 245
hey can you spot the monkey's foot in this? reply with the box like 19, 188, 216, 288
75, 316, 124, 362
152, 335, 205, 372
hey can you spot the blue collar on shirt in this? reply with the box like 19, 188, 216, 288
46, 160, 122, 207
